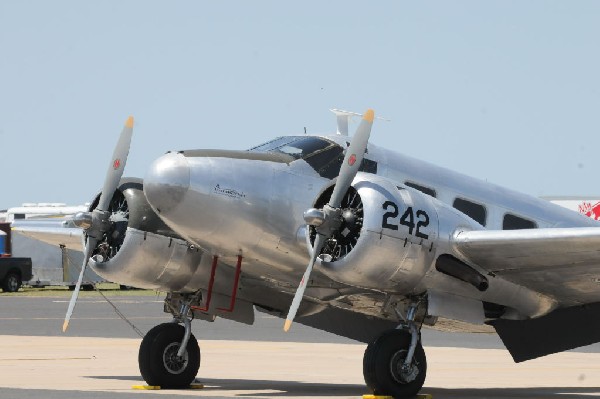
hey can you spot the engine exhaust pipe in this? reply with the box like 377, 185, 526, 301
435, 254, 489, 291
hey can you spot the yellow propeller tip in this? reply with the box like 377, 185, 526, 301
125, 116, 134, 129
363, 109, 375, 122
283, 319, 292, 332
62, 320, 69, 333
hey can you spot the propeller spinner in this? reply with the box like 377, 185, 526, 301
284, 109, 374, 332
63, 116, 134, 332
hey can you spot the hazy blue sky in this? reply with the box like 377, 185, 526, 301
1, 1, 599, 208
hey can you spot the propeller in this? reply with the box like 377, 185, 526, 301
284, 109, 374, 332
63, 116, 134, 332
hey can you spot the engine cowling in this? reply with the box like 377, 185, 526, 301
312, 174, 440, 293
88, 178, 203, 291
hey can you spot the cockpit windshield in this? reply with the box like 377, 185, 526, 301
249, 136, 377, 179
249, 136, 330, 159
249, 136, 345, 179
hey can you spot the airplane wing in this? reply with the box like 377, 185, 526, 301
452, 227, 600, 306
12, 223, 83, 249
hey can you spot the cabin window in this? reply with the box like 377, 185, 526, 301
405, 182, 436, 198
453, 198, 487, 226
503, 213, 537, 230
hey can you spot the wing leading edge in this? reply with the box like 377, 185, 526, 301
452, 227, 600, 306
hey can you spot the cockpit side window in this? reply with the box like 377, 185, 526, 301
304, 145, 344, 179
360, 158, 378, 174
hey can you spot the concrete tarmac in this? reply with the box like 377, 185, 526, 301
1, 294, 600, 398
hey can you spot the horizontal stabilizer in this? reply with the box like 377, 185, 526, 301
330, 108, 389, 136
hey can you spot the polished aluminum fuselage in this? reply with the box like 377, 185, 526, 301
93, 133, 600, 331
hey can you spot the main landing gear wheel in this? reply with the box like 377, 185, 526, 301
363, 329, 427, 398
139, 323, 200, 388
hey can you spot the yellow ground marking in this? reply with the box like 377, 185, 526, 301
362, 394, 431, 399
132, 385, 160, 390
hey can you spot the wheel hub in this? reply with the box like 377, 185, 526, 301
163, 342, 188, 375
7, 276, 18, 291
390, 350, 419, 384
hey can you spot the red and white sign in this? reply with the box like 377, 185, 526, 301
578, 201, 600, 221
550, 198, 600, 221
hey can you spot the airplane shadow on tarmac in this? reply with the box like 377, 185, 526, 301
87, 376, 600, 398
423, 387, 600, 399
88, 376, 365, 396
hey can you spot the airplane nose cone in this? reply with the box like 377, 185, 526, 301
144, 152, 190, 215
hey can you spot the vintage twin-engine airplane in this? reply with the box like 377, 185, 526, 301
16, 109, 600, 398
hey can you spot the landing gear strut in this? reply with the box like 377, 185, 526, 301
139, 296, 201, 388
363, 301, 427, 398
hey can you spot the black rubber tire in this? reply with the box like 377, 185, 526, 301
139, 323, 200, 388
2, 273, 21, 292
363, 329, 427, 398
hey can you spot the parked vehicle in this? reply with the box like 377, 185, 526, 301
0, 257, 32, 292
1, 210, 105, 288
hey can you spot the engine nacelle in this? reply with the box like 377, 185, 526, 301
315, 174, 440, 293
91, 227, 203, 291
87, 178, 203, 291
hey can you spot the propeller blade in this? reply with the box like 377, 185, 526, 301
62, 236, 96, 332
328, 109, 374, 209
97, 116, 134, 211
63, 116, 134, 332
284, 233, 325, 332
